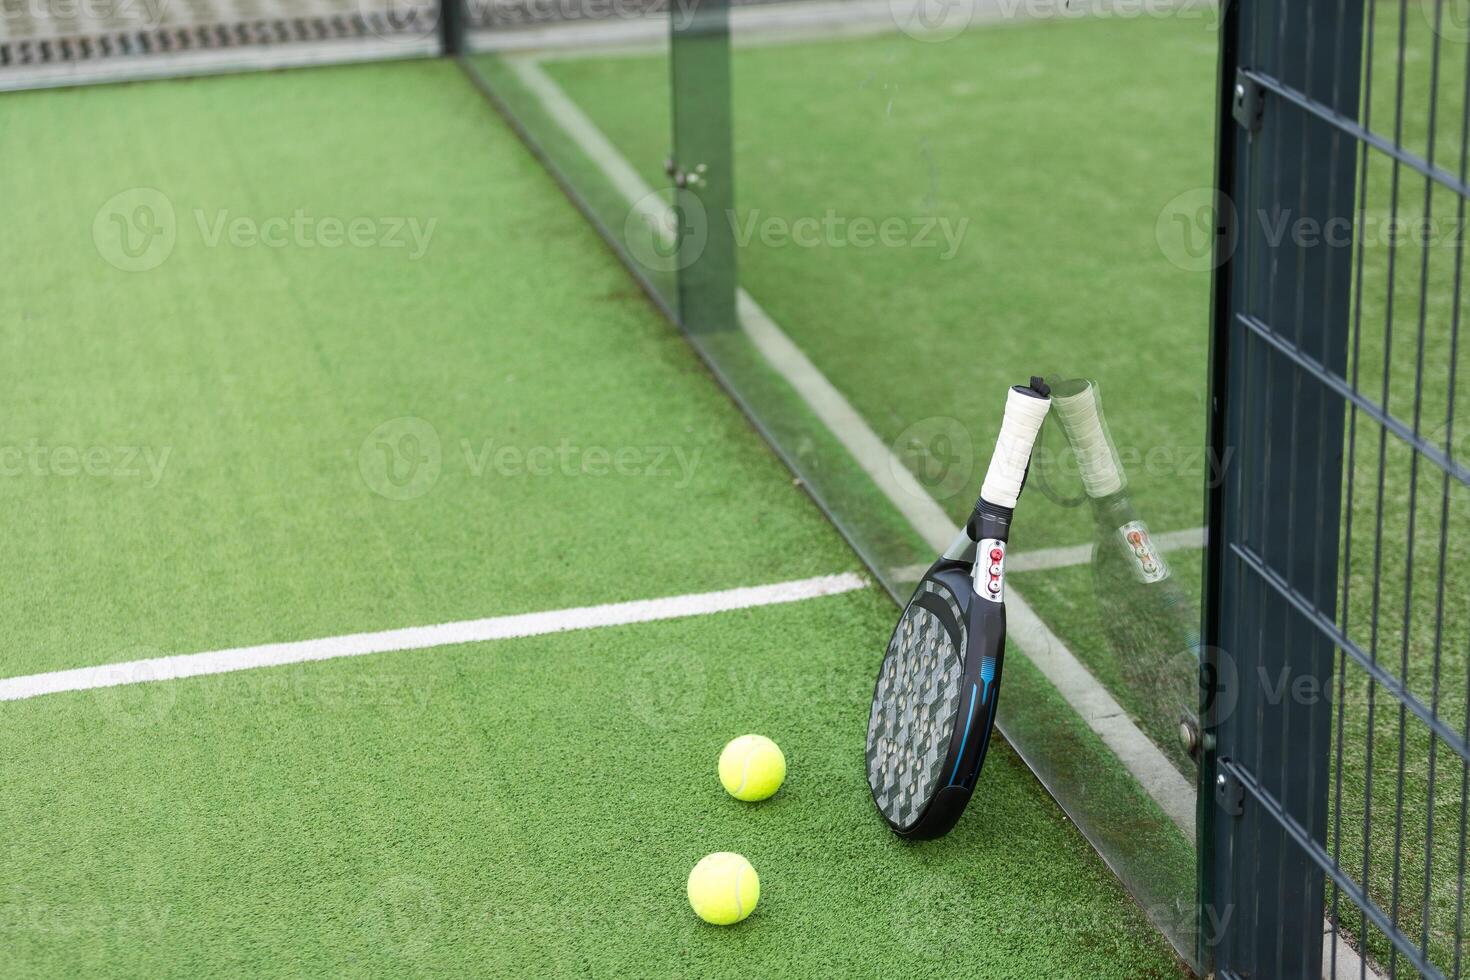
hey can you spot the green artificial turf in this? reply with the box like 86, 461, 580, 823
463, 54, 943, 584
1012, 551, 1207, 778
471, 21, 1211, 957
494, 7, 1470, 972
0, 60, 1185, 977
466, 52, 678, 312
527, 12, 1222, 553
477, 13, 1220, 959
0, 591, 1183, 979
0, 59, 854, 680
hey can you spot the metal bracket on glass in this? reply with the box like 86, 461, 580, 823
1178, 711, 1203, 761
1231, 69, 1265, 134
663, 157, 708, 189
1215, 766, 1245, 816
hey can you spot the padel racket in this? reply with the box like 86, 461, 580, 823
865, 377, 1052, 839
1050, 377, 1202, 760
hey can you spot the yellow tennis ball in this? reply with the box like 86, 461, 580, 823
687, 851, 760, 925
718, 734, 786, 802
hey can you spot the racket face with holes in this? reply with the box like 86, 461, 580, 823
865, 563, 975, 838
866, 379, 1048, 839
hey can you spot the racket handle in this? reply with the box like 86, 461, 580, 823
979, 378, 1052, 510
1052, 380, 1126, 499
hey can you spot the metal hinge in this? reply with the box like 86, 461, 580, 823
1215, 767, 1245, 816
1232, 69, 1265, 134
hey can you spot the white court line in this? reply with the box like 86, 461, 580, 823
1324, 923, 1386, 980
506, 56, 668, 236
737, 292, 960, 547
0, 573, 866, 703
498, 56, 1198, 840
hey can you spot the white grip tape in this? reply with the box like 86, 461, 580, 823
980, 387, 1052, 509
1052, 382, 1125, 499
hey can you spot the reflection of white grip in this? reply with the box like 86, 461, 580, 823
1053, 381, 1125, 499
980, 387, 1052, 508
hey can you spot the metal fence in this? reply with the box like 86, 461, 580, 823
0, 0, 440, 90
1206, 0, 1470, 976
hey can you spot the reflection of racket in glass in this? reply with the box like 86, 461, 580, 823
866, 378, 1052, 839
1049, 378, 1202, 761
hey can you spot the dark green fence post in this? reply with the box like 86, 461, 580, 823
440, 0, 464, 56
1203, 0, 1365, 975
669, 0, 738, 333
